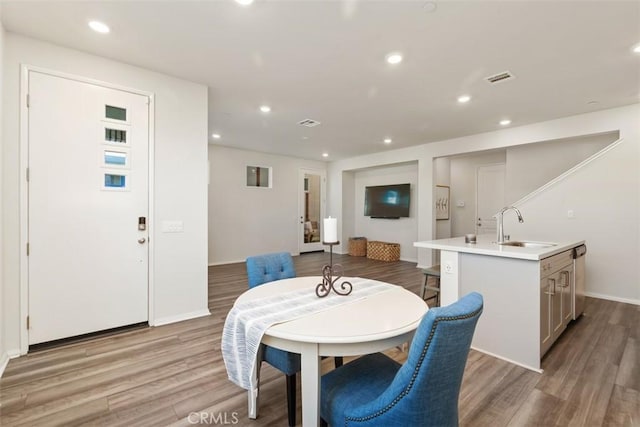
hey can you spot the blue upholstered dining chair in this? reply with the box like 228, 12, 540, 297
245, 252, 343, 427
246, 252, 298, 427
320, 292, 483, 427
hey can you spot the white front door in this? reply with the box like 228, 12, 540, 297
298, 169, 325, 253
476, 164, 505, 236
27, 71, 149, 345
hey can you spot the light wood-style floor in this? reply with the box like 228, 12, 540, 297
1, 253, 638, 426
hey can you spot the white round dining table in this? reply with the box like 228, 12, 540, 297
235, 276, 428, 427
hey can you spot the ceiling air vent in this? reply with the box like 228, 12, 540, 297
298, 119, 321, 128
485, 71, 515, 84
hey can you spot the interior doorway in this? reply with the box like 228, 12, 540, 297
298, 169, 325, 253
476, 164, 506, 236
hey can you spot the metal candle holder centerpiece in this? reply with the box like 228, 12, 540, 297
316, 217, 352, 298
316, 240, 353, 298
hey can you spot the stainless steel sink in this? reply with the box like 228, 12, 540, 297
498, 241, 557, 248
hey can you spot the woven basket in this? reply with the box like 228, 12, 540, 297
348, 237, 368, 257
367, 241, 400, 262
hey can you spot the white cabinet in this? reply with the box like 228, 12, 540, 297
540, 249, 573, 357
415, 235, 585, 371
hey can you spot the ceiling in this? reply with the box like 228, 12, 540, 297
2, 1, 639, 161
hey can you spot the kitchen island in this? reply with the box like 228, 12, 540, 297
414, 234, 585, 372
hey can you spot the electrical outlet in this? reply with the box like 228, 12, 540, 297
443, 262, 453, 274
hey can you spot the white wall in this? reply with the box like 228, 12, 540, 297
208, 145, 327, 265
437, 132, 615, 238
329, 104, 640, 304
340, 171, 356, 247
505, 132, 616, 204
434, 157, 451, 240
502, 137, 639, 304
0, 8, 7, 374
331, 145, 429, 259
353, 163, 418, 262
449, 150, 506, 237
2, 33, 209, 355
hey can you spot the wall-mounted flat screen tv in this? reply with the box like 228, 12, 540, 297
364, 183, 411, 218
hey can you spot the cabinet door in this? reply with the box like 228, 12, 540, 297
551, 272, 566, 342
540, 277, 553, 357
560, 269, 572, 326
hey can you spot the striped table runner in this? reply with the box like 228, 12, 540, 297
221, 278, 394, 390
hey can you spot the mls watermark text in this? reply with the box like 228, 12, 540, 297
187, 411, 240, 425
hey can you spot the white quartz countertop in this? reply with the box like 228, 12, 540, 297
414, 234, 585, 261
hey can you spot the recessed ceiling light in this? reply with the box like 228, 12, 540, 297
212, 133, 221, 139
384, 138, 392, 144
385, 52, 403, 65
423, 1, 437, 13
88, 20, 110, 34
632, 43, 640, 54
457, 95, 471, 103
235, 0, 254, 5
322, 153, 329, 158
259, 105, 271, 113
499, 119, 511, 126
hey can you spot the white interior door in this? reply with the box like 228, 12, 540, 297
28, 71, 149, 345
298, 169, 325, 253
476, 164, 505, 236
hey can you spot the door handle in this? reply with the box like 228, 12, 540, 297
560, 271, 570, 287
138, 238, 146, 244
545, 278, 556, 296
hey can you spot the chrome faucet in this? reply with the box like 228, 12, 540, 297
495, 206, 524, 244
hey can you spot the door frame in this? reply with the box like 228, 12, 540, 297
474, 162, 505, 235
298, 168, 326, 253
19, 65, 156, 354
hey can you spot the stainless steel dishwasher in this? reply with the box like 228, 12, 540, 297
573, 244, 587, 319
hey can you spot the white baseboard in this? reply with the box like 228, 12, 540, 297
0, 349, 21, 378
585, 292, 640, 306
0, 352, 9, 378
470, 345, 543, 374
152, 309, 211, 327
209, 254, 418, 267
208, 259, 245, 266
208, 251, 347, 266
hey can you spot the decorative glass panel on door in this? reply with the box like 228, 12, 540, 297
104, 150, 128, 167
105, 127, 127, 144
103, 172, 128, 190
304, 173, 321, 243
105, 105, 127, 121
102, 122, 131, 147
